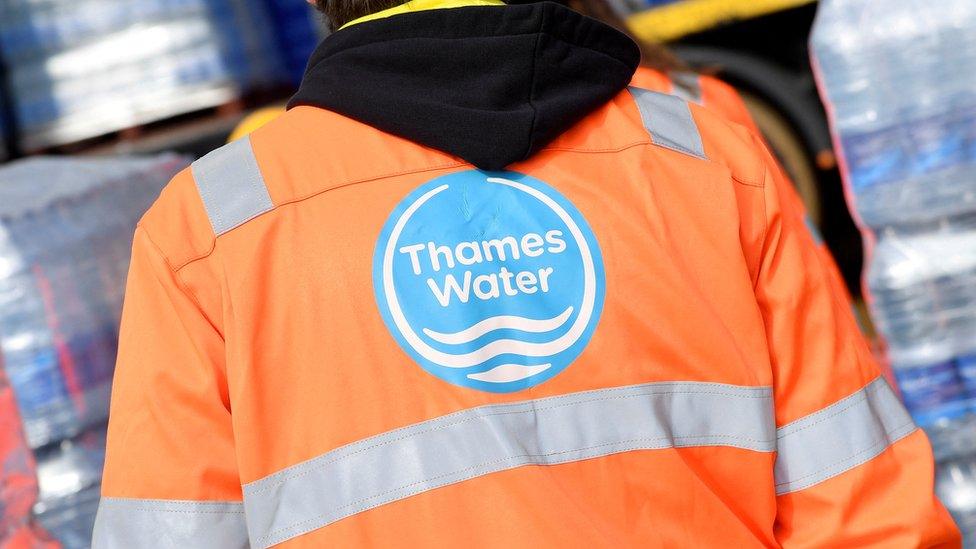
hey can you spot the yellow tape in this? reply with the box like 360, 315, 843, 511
627, 0, 815, 42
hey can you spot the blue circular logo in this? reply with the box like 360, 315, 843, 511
373, 170, 605, 393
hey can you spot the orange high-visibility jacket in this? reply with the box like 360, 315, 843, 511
94, 2, 959, 548
632, 68, 759, 133
631, 67, 854, 300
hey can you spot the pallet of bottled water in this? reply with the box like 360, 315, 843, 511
0, 0, 284, 149
812, 0, 976, 541
0, 154, 187, 447
0, 153, 188, 547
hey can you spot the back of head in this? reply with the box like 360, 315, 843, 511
313, 0, 686, 75
293, 0, 641, 170
562, 0, 688, 73
314, 0, 409, 31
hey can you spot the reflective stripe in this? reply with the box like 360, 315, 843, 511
670, 72, 703, 104
91, 497, 248, 549
628, 86, 706, 160
242, 382, 775, 547
774, 377, 917, 495
191, 136, 274, 236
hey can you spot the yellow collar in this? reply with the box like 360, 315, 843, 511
340, 0, 505, 30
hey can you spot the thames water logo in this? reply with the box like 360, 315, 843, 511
372, 170, 605, 393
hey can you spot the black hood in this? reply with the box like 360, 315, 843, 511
288, 2, 640, 170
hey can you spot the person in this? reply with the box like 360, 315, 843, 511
92, 0, 960, 546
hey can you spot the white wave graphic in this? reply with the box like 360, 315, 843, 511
467, 363, 552, 383
382, 177, 598, 369
422, 307, 574, 345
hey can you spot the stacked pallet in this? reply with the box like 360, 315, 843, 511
0, 0, 286, 150
0, 154, 189, 546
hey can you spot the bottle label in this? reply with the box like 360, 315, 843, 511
894, 361, 970, 427
909, 113, 966, 175
841, 126, 906, 191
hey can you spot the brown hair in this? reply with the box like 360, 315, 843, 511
565, 0, 688, 73
314, 0, 410, 31
315, 0, 690, 76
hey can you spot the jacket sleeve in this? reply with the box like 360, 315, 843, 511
750, 143, 961, 547
700, 74, 856, 304
92, 226, 248, 549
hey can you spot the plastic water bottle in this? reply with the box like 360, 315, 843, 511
33, 426, 106, 549
936, 456, 976, 543
866, 222, 976, 464
0, 155, 188, 547
811, 0, 976, 228
0, 0, 288, 148
0, 155, 188, 451
889, 354, 976, 461
813, 1, 976, 537
868, 221, 976, 360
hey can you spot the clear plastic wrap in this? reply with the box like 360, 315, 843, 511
0, 153, 189, 547
0, 155, 188, 448
1, 357, 57, 547
32, 428, 106, 549
812, 0, 976, 536
0, 0, 287, 148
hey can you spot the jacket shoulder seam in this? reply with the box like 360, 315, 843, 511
174, 159, 467, 272
137, 223, 223, 334
732, 174, 764, 188
752, 181, 769, 289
